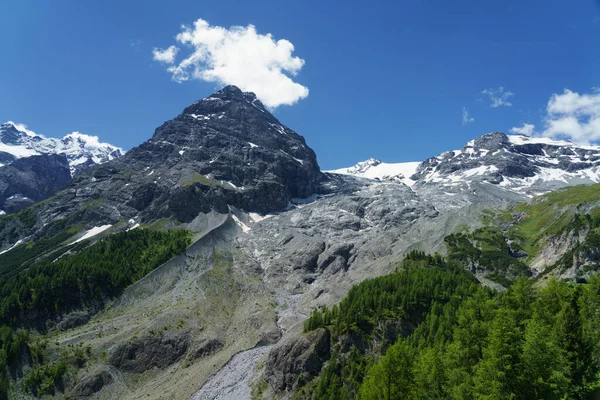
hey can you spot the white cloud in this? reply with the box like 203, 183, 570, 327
482, 86, 514, 108
542, 89, 600, 144
510, 123, 535, 136
509, 89, 600, 145
152, 45, 179, 64
462, 107, 474, 125
152, 18, 309, 108
546, 89, 600, 117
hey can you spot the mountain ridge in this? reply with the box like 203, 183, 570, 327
0, 121, 124, 175
329, 131, 600, 197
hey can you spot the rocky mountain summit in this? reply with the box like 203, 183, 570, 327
0, 85, 322, 248
127, 84, 321, 218
0, 121, 124, 175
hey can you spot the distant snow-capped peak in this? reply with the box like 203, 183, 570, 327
328, 132, 600, 197
327, 158, 421, 187
412, 132, 600, 194
0, 122, 124, 174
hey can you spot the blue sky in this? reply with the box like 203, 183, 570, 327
1, 0, 599, 169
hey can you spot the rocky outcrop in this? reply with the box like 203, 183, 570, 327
265, 328, 330, 394
69, 368, 115, 399
56, 311, 92, 331
192, 338, 224, 360
530, 229, 586, 273
109, 332, 189, 373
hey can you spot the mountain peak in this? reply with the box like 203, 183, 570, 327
470, 131, 510, 150
0, 121, 124, 174
1, 121, 40, 138
183, 86, 268, 118
214, 84, 244, 99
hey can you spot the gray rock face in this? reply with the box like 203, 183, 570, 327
69, 368, 115, 399
0, 154, 71, 213
129, 85, 321, 216
55, 311, 92, 331
192, 338, 224, 360
109, 332, 189, 373
265, 328, 330, 393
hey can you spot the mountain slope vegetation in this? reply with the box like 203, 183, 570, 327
293, 252, 600, 400
0, 228, 190, 399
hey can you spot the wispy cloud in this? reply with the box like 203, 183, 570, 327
462, 107, 475, 125
481, 86, 514, 108
152, 18, 308, 109
509, 89, 600, 144
152, 45, 179, 64
510, 123, 535, 136
130, 38, 143, 52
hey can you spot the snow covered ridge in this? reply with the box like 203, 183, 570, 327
0, 121, 124, 174
328, 132, 600, 196
327, 158, 421, 187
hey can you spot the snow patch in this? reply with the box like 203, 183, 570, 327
231, 214, 251, 233
280, 150, 304, 165
0, 142, 39, 158
70, 225, 112, 244
127, 223, 140, 231
0, 239, 23, 255
249, 212, 273, 223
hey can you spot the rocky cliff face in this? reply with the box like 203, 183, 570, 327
125, 85, 321, 218
0, 154, 71, 214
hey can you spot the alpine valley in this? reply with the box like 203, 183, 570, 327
2, 86, 600, 399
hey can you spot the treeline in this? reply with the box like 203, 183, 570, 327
0, 228, 190, 327
0, 228, 191, 398
359, 277, 600, 399
302, 252, 481, 399
299, 251, 600, 399
304, 251, 478, 335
